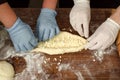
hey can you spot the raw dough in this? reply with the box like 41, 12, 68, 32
0, 61, 15, 80
32, 31, 87, 55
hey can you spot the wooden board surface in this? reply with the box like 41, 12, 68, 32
10, 8, 120, 80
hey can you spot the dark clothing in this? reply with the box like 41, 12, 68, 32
7, 0, 30, 8
59, 0, 120, 8
90, 0, 120, 8
0, 0, 30, 8
0, 0, 7, 4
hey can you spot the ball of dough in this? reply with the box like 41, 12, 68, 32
0, 61, 15, 80
0, 75, 13, 80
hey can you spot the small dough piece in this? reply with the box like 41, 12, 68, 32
0, 61, 15, 80
32, 31, 87, 55
0, 76, 13, 80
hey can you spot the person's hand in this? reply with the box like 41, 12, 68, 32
116, 31, 120, 56
69, 0, 90, 38
85, 18, 120, 50
36, 8, 60, 41
7, 18, 38, 52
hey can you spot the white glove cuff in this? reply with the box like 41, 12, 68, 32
73, 0, 90, 4
107, 18, 120, 29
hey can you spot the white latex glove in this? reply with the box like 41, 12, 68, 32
85, 18, 120, 50
70, 0, 90, 38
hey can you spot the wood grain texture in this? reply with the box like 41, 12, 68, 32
11, 8, 120, 80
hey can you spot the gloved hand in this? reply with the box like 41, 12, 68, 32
7, 18, 38, 52
85, 18, 120, 50
70, 0, 90, 38
36, 8, 60, 41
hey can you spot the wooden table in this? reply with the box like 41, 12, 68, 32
10, 8, 120, 80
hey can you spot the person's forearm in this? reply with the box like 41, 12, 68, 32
42, 0, 58, 10
110, 6, 120, 25
0, 3, 17, 28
